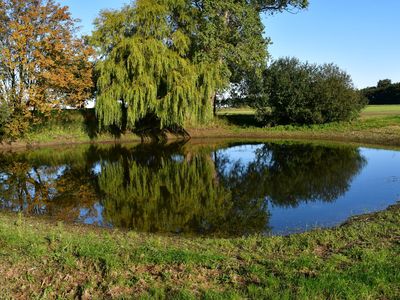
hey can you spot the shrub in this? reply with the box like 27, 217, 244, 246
256, 57, 367, 125
0, 102, 11, 139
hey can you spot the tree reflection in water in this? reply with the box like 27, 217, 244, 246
215, 143, 367, 208
0, 148, 100, 222
0, 141, 366, 236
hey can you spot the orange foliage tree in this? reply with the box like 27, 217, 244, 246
0, 0, 94, 139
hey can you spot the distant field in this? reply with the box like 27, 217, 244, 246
218, 105, 400, 118
217, 107, 255, 115
361, 105, 400, 118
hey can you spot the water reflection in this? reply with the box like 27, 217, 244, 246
215, 143, 366, 207
0, 148, 100, 222
0, 141, 384, 236
99, 146, 232, 234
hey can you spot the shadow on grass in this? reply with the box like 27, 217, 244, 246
27, 109, 265, 142
133, 114, 191, 142
80, 109, 98, 139
82, 109, 267, 138
217, 114, 265, 128
80, 109, 191, 142
80, 109, 130, 140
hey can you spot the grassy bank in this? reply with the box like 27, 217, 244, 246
191, 114, 400, 146
0, 105, 400, 149
0, 204, 399, 298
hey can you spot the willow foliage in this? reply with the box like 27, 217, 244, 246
98, 155, 231, 233
93, 0, 226, 129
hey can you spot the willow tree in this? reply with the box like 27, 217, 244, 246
91, 0, 308, 133
92, 0, 226, 131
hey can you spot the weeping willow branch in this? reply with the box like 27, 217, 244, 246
94, 0, 227, 131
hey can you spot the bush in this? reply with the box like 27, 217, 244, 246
256, 57, 367, 125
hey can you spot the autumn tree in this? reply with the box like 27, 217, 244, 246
0, 0, 94, 139
91, 0, 308, 135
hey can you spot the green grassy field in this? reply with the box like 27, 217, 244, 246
360, 105, 400, 118
218, 107, 256, 115
0, 204, 399, 298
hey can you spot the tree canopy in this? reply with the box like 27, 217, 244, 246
256, 57, 366, 125
362, 80, 400, 105
91, 0, 308, 132
92, 0, 224, 130
0, 0, 94, 139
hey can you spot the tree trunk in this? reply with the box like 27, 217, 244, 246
213, 94, 217, 117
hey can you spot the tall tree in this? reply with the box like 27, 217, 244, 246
92, 0, 225, 131
0, 0, 94, 139
91, 0, 308, 133
192, 0, 308, 111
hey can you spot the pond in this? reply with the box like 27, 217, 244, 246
0, 140, 399, 236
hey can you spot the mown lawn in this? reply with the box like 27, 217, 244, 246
217, 108, 256, 116
361, 105, 400, 118
0, 204, 399, 299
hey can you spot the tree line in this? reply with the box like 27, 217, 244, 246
0, 0, 367, 141
361, 79, 400, 105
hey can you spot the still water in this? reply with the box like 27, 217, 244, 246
0, 141, 399, 236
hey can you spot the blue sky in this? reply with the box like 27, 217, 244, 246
60, 0, 400, 88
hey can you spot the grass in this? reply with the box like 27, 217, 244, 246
15, 109, 141, 146
0, 204, 399, 298
360, 105, 400, 119
362, 104, 400, 112
190, 114, 400, 147
218, 107, 256, 116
